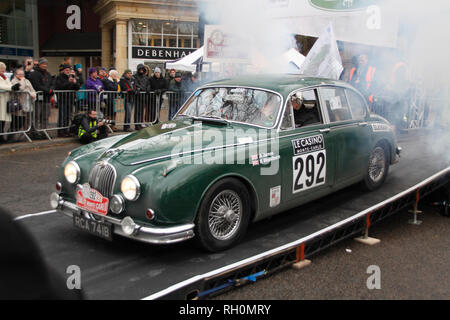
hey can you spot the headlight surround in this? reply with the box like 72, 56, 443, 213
121, 175, 141, 201
64, 161, 80, 184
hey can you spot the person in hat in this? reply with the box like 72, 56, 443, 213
119, 69, 136, 131
85, 67, 104, 109
168, 72, 184, 120
55, 64, 80, 137
134, 64, 151, 130
74, 63, 84, 87
28, 58, 54, 137
148, 66, 168, 123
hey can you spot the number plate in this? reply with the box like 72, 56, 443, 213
76, 183, 109, 216
73, 213, 113, 241
292, 150, 326, 193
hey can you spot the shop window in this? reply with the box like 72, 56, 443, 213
178, 22, 193, 36
14, 0, 32, 19
0, 16, 16, 45
0, 0, 14, 16
163, 22, 177, 35
16, 18, 32, 46
148, 20, 162, 34
132, 33, 147, 46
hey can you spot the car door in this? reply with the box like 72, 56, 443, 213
318, 86, 372, 185
278, 88, 336, 206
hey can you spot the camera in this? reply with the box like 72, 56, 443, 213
98, 119, 116, 125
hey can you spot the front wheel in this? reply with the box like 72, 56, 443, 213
363, 145, 389, 191
194, 178, 251, 252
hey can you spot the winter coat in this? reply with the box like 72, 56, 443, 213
119, 76, 136, 103
10, 77, 36, 116
149, 75, 168, 92
134, 64, 151, 92
0, 75, 12, 122
28, 67, 54, 98
85, 76, 104, 107
55, 73, 80, 91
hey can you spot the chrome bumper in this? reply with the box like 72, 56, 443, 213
50, 193, 195, 244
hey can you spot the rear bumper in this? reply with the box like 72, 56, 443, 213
50, 193, 195, 244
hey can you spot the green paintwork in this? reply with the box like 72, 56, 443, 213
57, 75, 399, 231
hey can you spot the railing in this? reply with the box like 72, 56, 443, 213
0, 90, 34, 143
0, 87, 440, 144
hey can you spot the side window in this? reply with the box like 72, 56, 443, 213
291, 89, 322, 128
321, 87, 352, 123
346, 89, 367, 120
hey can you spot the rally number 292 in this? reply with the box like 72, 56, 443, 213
292, 150, 326, 193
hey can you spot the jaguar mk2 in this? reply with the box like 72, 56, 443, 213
50, 75, 401, 251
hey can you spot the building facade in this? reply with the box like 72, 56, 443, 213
94, 0, 200, 74
0, 0, 38, 70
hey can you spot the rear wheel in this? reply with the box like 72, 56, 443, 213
363, 144, 389, 191
194, 178, 251, 252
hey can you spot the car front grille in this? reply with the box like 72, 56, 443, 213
88, 162, 117, 198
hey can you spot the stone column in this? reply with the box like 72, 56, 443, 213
101, 25, 112, 70
115, 19, 128, 75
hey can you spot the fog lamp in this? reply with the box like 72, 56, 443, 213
50, 192, 61, 209
121, 216, 137, 236
110, 195, 125, 214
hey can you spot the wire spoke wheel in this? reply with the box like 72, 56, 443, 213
208, 190, 242, 241
368, 147, 386, 183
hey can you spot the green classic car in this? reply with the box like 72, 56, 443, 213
50, 75, 401, 252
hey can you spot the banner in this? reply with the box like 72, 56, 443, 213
268, 0, 399, 48
299, 24, 343, 80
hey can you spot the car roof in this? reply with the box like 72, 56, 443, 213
202, 74, 354, 97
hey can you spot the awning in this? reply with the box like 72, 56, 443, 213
165, 46, 204, 72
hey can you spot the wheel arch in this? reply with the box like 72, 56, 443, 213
195, 173, 259, 223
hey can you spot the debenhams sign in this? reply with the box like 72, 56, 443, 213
132, 46, 196, 60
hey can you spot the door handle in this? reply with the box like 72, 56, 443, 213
319, 128, 331, 133
359, 122, 368, 127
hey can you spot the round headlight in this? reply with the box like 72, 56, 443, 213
64, 161, 80, 184
121, 175, 141, 201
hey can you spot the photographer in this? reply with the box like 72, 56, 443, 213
77, 109, 108, 144
55, 64, 80, 137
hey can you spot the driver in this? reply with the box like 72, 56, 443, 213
292, 92, 320, 127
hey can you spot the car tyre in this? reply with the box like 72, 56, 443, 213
194, 178, 251, 252
363, 144, 389, 191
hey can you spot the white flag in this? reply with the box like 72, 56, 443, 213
299, 23, 343, 80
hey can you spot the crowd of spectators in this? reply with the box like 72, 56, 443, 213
0, 57, 201, 142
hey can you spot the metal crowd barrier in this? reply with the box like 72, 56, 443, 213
34, 89, 97, 139
0, 90, 34, 143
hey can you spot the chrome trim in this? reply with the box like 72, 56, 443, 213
110, 194, 125, 214
121, 175, 141, 201
88, 161, 117, 199
54, 198, 195, 244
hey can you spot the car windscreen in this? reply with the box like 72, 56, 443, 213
176, 87, 282, 128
